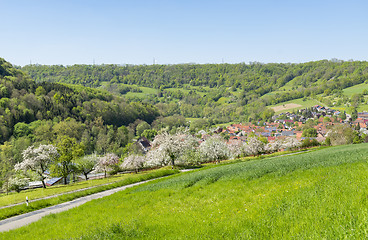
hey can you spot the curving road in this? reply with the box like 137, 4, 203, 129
0, 178, 157, 232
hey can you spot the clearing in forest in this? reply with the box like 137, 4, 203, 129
271, 103, 302, 112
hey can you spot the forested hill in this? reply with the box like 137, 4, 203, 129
21, 60, 368, 124
0, 58, 159, 144
22, 60, 368, 100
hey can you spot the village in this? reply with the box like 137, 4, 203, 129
216, 106, 368, 145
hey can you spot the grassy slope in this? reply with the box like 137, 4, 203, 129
3, 143, 368, 239
0, 173, 150, 207
342, 82, 368, 97
0, 169, 180, 207
0, 169, 178, 221
268, 98, 322, 114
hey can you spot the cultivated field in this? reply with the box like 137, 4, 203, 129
271, 103, 302, 112
268, 98, 322, 114
2, 144, 368, 239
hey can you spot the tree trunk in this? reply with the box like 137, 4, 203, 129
64, 177, 67, 185
104, 170, 107, 178
171, 157, 175, 168
41, 179, 47, 188
84, 173, 89, 180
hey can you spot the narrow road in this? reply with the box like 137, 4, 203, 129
0, 178, 157, 232
0, 175, 134, 210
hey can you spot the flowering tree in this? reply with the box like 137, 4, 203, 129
199, 135, 230, 164
265, 139, 283, 153
145, 147, 170, 168
148, 131, 198, 167
75, 154, 98, 180
8, 176, 29, 193
282, 137, 301, 150
121, 155, 146, 173
244, 137, 265, 156
227, 140, 243, 159
15, 144, 59, 188
97, 153, 120, 178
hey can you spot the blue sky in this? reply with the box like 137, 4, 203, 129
1, 0, 368, 66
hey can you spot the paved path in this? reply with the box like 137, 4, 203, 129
0, 171, 136, 210
0, 169, 196, 232
0, 178, 157, 232
0, 180, 122, 210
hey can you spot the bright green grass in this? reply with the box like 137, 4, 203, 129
185, 117, 201, 122
125, 86, 157, 98
0, 169, 178, 221
342, 82, 368, 97
3, 144, 368, 239
0, 171, 158, 207
217, 97, 230, 104
268, 97, 322, 114
357, 105, 368, 112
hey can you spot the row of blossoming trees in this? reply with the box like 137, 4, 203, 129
8, 132, 301, 192
121, 132, 301, 172
8, 142, 120, 192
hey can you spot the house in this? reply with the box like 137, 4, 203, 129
358, 112, 368, 119
214, 127, 223, 134
136, 137, 151, 153
28, 181, 44, 189
267, 136, 276, 142
281, 130, 295, 137
295, 131, 303, 140
46, 177, 63, 186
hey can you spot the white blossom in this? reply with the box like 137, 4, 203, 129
199, 135, 230, 163
147, 131, 198, 167
265, 139, 283, 153
282, 137, 301, 149
96, 153, 120, 177
243, 137, 265, 156
15, 144, 59, 188
7, 176, 29, 193
121, 154, 146, 172
227, 140, 244, 159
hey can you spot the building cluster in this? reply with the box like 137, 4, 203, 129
219, 107, 368, 145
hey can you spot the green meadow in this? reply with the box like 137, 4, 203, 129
2, 144, 368, 239
0, 169, 175, 207
342, 82, 368, 97
0, 169, 178, 220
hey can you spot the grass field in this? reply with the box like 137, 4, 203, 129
268, 98, 322, 114
0, 169, 178, 221
0, 170, 169, 207
3, 143, 368, 239
342, 82, 368, 97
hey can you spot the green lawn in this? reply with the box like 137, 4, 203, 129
3, 144, 368, 239
343, 82, 368, 97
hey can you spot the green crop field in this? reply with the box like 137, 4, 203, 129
2, 144, 368, 239
342, 83, 368, 97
